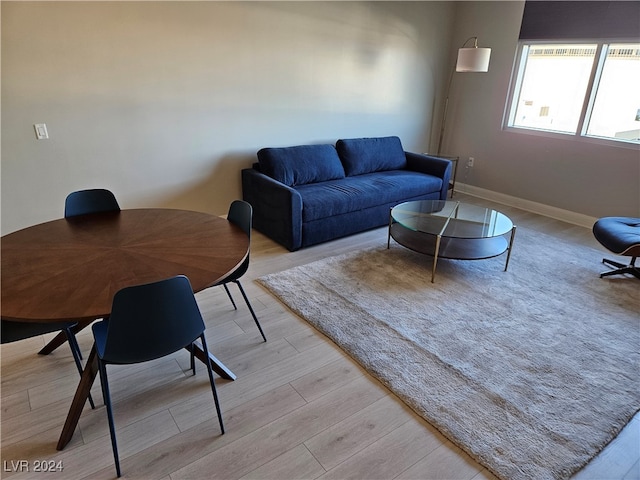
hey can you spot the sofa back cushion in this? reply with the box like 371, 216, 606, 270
257, 144, 345, 187
336, 136, 407, 176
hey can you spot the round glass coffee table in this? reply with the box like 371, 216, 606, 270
388, 200, 516, 282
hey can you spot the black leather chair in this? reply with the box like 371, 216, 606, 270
39, 188, 122, 356
213, 200, 266, 342
592, 217, 640, 279
64, 189, 120, 217
92, 275, 224, 477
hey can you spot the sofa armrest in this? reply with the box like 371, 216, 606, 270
405, 152, 452, 200
242, 168, 303, 251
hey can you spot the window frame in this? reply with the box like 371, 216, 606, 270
503, 39, 640, 149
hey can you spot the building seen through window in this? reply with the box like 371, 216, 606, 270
507, 43, 640, 144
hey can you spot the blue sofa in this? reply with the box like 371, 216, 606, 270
242, 136, 452, 251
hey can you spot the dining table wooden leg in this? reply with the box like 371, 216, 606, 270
189, 344, 236, 381
57, 340, 235, 450
57, 344, 99, 450
39, 320, 92, 356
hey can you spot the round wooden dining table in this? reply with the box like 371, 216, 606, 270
1, 208, 247, 323
1, 208, 248, 449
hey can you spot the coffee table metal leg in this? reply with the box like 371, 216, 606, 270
387, 208, 392, 249
432, 234, 442, 283
504, 226, 517, 271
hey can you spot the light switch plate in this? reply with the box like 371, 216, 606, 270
34, 124, 49, 140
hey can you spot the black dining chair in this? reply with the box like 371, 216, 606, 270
92, 275, 224, 477
39, 188, 122, 358
64, 188, 120, 218
213, 200, 266, 342
1, 320, 95, 408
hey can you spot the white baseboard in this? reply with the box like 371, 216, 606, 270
455, 183, 597, 229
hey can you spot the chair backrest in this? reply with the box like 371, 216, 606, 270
100, 276, 205, 364
64, 189, 120, 218
226, 200, 252, 279
227, 200, 252, 238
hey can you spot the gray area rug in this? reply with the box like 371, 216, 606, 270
257, 227, 640, 480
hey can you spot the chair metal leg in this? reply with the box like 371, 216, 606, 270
600, 256, 640, 279
199, 334, 225, 434
222, 284, 238, 310
63, 327, 95, 409
234, 280, 266, 342
189, 343, 196, 375
97, 360, 121, 478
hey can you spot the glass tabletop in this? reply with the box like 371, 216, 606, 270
390, 200, 513, 239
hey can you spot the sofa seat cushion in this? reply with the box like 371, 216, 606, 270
336, 136, 407, 176
257, 144, 345, 187
297, 170, 443, 222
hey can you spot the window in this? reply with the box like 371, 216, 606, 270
506, 42, 640, 144
585, 44, 640, 141
510, 1, 640, 145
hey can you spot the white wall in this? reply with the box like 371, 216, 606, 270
4, 1, 636, 236
446, 1, 640, 220
1, 1, 454, 233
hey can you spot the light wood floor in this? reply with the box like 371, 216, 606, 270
1, 194, 638, 480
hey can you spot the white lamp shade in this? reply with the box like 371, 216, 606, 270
456, 47, 491, 72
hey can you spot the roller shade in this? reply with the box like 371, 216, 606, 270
519, 1, 640, 40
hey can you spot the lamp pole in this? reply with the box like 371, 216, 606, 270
436, 65, 457, 156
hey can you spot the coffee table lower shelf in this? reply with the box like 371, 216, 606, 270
388, 223, 516, 282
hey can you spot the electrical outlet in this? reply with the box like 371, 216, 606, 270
468, 157, 475, 167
